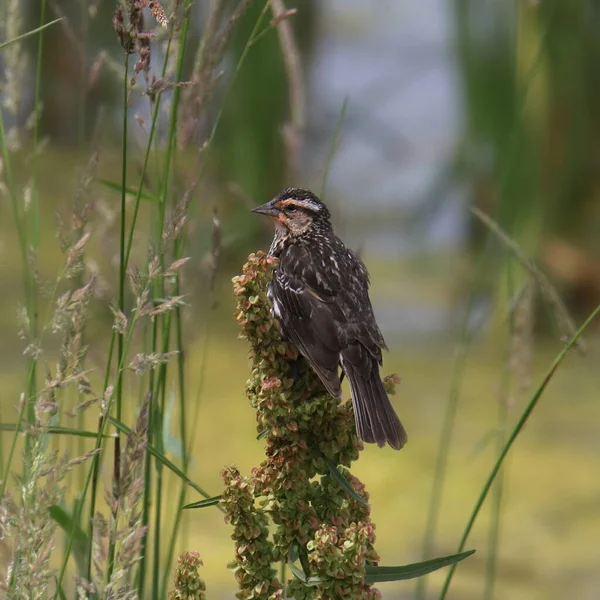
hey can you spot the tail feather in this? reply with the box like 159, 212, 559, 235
343, 358, 407, 450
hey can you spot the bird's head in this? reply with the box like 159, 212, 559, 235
251, 188, 332, 237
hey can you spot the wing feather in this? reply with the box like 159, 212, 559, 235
266, 224, 405, 449
270, 246, 342, 395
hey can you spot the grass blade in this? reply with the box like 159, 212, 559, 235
257, 428, 268, 440
365, 550, 475, 583
49, 505, 90, 577
182, 496, 222, 510
0, 424, 113, 439
439, 304, 600, 599
324, 458, 368, 506
0, 18, 63, 51
96, 178, 159, 203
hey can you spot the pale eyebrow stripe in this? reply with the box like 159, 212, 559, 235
275, 198, 319, 212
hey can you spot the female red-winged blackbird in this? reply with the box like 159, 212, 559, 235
252, 188, 407, 450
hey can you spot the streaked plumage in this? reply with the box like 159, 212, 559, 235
252, 188, 407, 450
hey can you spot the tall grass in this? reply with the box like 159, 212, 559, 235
415, 3, 584, 599
0, 0, 266, 596
0, 0, 321, 596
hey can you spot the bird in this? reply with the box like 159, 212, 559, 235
251, 187, 407, 450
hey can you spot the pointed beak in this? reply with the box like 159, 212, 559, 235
251, 200, 279, 218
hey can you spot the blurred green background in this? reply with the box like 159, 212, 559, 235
1, 0, 600, 598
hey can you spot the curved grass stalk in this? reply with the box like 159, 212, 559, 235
438, 304, 600, 599
0, 17, 61, 51
416, 4, 557, 597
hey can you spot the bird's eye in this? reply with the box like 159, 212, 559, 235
286, 204, 298, 213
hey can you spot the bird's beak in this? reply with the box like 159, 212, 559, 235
251, 200, 279, 218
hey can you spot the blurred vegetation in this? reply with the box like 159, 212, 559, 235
20, 0, 317, 257
454, 0, 600, 318
1, 1, 600, 599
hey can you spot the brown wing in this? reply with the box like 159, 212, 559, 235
270, 244, 344, 397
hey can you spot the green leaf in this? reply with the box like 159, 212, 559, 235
182, 495, 222, 510
0, 18, 63, 51
0, 424, 112, 438
288, 561, 323, 587
96, 178, 159, 203
440, 304, 600, 599
324, 459, 368, 506
288, 558, 307, 583
49, 505, 90, 577
256, 428, 268, 440
364, 550, 475, 583
288, 545, 324, 587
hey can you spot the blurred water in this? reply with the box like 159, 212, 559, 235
307, 0, 467, 337
309, 0, 463, 245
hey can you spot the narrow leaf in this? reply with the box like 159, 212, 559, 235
182, 496, 222, 510
364, 550, 475, 583
439, 304, 600, 599
49, 505, 90, 577
324, 458, 368, 506
96, 178, 159, 202
0, 18, 63, 51
257, 428, 268, 440
288, 560, 323, 587
0, 423, 112, 439
288, 545, 324, 587
288, 559, 308, 583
